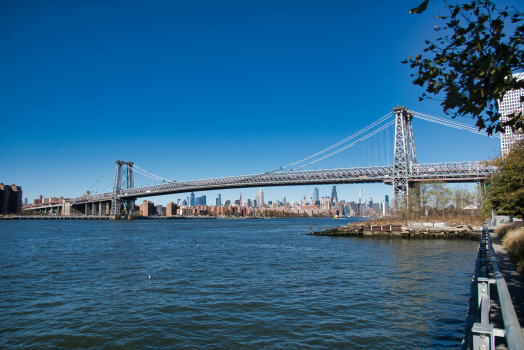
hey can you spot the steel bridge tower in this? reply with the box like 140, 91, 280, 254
110, 160, 136, 216
392, 106, 417, 211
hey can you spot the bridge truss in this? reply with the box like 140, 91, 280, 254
73, 106, 500, 214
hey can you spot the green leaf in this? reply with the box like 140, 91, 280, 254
409, 0, 429, 14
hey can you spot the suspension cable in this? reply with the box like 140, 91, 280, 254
410, 111, 501, 139
281, 112, 394, 170
87, 165, 115, 192
294, 120, 395, 170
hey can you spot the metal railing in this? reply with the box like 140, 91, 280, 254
469, 223, 524, 350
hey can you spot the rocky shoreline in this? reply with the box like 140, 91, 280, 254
310, 223, 483, 240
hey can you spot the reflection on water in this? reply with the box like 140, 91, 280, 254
0, 218, 478, 349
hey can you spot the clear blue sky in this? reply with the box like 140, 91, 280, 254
0, 0, 506, 205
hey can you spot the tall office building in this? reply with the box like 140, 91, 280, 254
331, 186, 338, 203
499, 73, 524, 156
190, 193, 196, 207
217, 194, 222, 206
383, 200, 390, 215
258, 188, 264, 208
359, 188, 362, 204
196, 195, 206, 206
313, 187, 319, 203
385, 195, 389, 204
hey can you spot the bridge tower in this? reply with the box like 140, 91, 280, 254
392, 106, 417, 211
110, 160, 136, 216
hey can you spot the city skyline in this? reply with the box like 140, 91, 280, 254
0, 0, 503, 203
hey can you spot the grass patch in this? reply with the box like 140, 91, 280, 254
496, 222, 524, 240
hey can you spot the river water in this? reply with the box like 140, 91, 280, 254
0, 218, 478, 349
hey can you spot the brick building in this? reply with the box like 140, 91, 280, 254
166, 202, 179, 216
140, 200, 156, 216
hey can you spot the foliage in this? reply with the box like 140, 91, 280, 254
495, 221, 524, 239
500, 223, 524, 276
403, 0, 524, 135
398, 181, 476, 220
486, 139, 524, 217
452, 184, 474, 210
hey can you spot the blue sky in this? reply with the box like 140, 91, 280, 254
0, 0, 506, 205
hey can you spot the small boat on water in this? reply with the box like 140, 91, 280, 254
333, 215, 339, 219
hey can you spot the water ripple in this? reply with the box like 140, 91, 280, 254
0, 219, 478, 349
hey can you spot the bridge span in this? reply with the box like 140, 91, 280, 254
24, 106, 500, 216
73, 161, 494, 204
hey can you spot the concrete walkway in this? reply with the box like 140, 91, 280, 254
462, 226, 524, 350
490, 229, 524, 331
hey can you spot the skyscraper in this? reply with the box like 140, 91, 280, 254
217, 193, 222, 206
313, 187, 319, 203
500, 73, 524, 156
258, 188, 264, 208
359, 188, 362, 204
331, 186, 338, 203
190, 192, 196, 207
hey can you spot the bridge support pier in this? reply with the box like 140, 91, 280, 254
110, 160, 135, 216
392, 106, 417, 211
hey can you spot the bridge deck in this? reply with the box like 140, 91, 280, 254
72, 161, 495, 204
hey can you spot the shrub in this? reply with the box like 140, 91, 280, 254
496, 222, 524, 240
502, 226, 524, 276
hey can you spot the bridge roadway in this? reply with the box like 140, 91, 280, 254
74, 161, 496, 204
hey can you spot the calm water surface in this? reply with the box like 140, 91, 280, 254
0, 218, 478, 349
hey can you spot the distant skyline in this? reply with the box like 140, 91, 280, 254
0, 0, 506, 204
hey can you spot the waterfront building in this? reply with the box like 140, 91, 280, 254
499, 72, 524, 156
0, 183, 23, 215
166, 202, 178, 216
140, 200, 156, 216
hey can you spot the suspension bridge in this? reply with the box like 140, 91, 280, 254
26, 106, 499, 216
